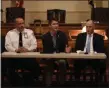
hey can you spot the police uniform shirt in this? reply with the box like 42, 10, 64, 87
5, 28, 37, 52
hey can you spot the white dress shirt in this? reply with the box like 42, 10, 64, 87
84, 33, 94, 53
5, 28, 37, 52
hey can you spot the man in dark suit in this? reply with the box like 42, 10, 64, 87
42, 18, 70, 86
74, 20, 106, 83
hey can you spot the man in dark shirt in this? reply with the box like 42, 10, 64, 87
42, 18, 70, 86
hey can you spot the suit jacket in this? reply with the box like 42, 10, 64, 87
75, 32, 104, 53
42, 30, 68, 53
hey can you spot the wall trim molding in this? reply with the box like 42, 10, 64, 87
2, 11, 90, 13
26, 11, 91, 13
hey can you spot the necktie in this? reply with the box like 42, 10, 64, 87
19, 32, 23, 47
52, 32, 59, 52
86, 35, 91, 53
52, 32, 56, 48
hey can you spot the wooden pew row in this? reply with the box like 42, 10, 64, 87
68, 29, 108, 39
1, 26, 108, 37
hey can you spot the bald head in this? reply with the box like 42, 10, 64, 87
15, 17, 25, 32
86, 20, 95, 34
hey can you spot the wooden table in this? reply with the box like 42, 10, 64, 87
1, 52, 106, 59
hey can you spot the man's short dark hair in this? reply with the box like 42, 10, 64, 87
48, 18, 59, 25
86, 19, 91, 22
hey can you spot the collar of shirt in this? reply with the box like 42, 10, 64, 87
87, 33, 93, 37
15, 28, 26, 34
50, 31, 57, 37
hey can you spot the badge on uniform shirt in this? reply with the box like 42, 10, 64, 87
24, 32, 28, 39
